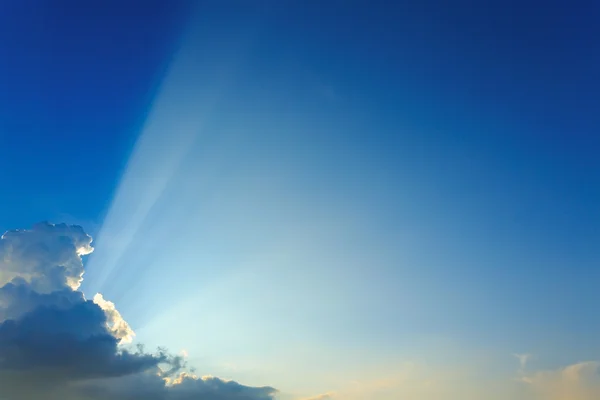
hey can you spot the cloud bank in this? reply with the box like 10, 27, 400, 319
0, 222, 277, 400
297, 360, 600, 400
1, 222, 598, 400
523, 362, 600, 400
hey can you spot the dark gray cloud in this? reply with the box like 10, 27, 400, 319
0, 222, 278, 400
168, 374, 278, 400
0, 300, 160, 378
0, 280, 83, 320
79, 372, 278, 400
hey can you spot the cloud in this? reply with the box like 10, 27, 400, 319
3, 222, 598, 400
80, 372, 278, 400
300, 393, 335, 400
168, 373, 278, 399
0, 222, 93, 292
0, 299, 158, 378
93, 293, 135, 344
0, 280, 84, 321
515, 353, 532, 373
523, 361, 600, 400
300, 358, 600, 400
0, 222, 277, 400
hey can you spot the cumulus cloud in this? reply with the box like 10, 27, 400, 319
93, 293, 135, 344
0, 222, 93, 292
0, 222, 277, 400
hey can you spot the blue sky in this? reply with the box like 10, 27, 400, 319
0, 1, 599, 399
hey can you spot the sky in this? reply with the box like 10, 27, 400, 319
0, 1, 599, 399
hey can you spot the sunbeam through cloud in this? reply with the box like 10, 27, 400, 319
2, 1, 599, 399
0, 222, 278, 400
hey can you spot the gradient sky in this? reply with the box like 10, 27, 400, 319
0, 1, 599, 399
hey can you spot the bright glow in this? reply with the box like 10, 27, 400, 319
84, 12, 237, 297
93, 293, 136, 344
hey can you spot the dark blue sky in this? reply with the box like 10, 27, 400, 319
1, 0, 598, 231
0, 1, 190, 230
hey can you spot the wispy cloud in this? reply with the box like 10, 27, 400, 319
296, 356, 600, 400
514, 353, 532, 373
300, 393, 336, 400
522, 361, 600, 400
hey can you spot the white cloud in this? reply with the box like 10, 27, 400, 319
523, 361, 600, 400
93, 293, 136, 344
0, 222, 93, 292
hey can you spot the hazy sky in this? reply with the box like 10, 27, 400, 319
0, 1, 599, 399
